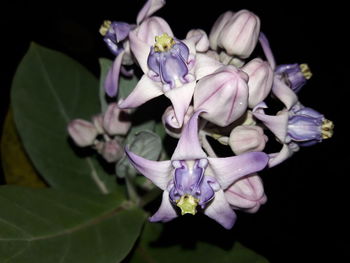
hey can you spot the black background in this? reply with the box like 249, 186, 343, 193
0, 0, 348, 262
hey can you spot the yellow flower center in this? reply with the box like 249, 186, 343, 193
299, 63, 312, 80
99, 20, 112, 36
154, 33, 176, 52
176, 194, 199, 215
321, 119, 334, 139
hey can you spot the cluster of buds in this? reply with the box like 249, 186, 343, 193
67, 0, 333, 229
68, 103, 131, 163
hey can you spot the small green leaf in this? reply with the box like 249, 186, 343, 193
98, 58, 113, 113
11, 43, 116, 194
0, 186, 146, 263
128, 222, 269, 263
116, 130, 162, 178
119, 75, 139, 101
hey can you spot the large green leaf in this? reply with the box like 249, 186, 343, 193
0, 186, 145, 263
128, 222, 269, 263
11, 43, 116, 194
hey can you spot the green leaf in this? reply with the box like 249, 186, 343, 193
116, 130, 162, 178
1, 108, 46, 188
98, 58, 113, 113
119, 75, 139, 101
0, 186, 146, 263
128, 222, 269, 263
11, 43, 116, 194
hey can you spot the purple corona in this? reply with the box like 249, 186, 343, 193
100, 21, 131, 56
287, 105, 333, 146
147, 33, 191, 90
275, 63, 312, 93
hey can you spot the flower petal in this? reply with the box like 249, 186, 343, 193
104, 51, 124, 97
204, 190, 237, 229
164, 81, 196, 127
253, 109, 289, 143
268, 143, 299, 167
208, 152, 268, 190
136, 0, 166, 25
171, 110, 207, 161
125, 148, 172, 190
272, 76, 298, 110
258, 32, 276, 70
118, 75, 163, 109
129, 30, 151, 74
149, 190, 178, 222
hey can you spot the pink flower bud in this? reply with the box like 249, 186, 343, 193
209, 11, 234, 51
242, 58, 273, 108
225, 173, 267, 213
103, 103, 131, 136
67, 119, 98, 147
193, 65, 249, 127
210, 10, 260, 59
229, 125, 267, 155
92, 114, 104, 134
99, 140, 124, 163
162, 105, 194, 138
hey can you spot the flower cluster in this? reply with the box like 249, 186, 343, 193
68, 0, 333, 229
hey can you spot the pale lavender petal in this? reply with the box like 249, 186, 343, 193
104, 51, 124, 97
268, 143, 299, 167
272, 76, 298, 110
136, 0, 166, 25
164, 80, 195, 127
149, 190, 178, 222
185, 29, 210, 52
253, 110, 289, 143
125, 149, 172, 190
204, 190, 237, 229
118, 75, 163, 109
208, 152, 268, 190
259, 32, 276, 70
129, 30, 152, 74
171, 110, 207, 161
194, 53, 222, 80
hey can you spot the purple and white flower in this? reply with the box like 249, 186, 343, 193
253, 102, 333, 167
126, 111, 268, 229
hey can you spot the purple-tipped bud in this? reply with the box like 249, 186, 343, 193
225, 174, 267, 213
242, 58, 273, 108
100, 21, 131, 56
99, 140, 123, 163
67, 119, 98, 147
287, 105, 333, 146
147, 33, 191, 89
275, 63, 312, 93
193, 65, 249, 127
162, 106, 194, 138
209, 10, 260, 59
103, 103, 131, 136
229, 125, 267, 155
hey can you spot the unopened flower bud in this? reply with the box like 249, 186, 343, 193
225, 174, 267, 213
210, 10, 260, 59
162, 105, 194, 138
67, 119, 98, 147
193, 65, 249, 127
103, 103, 131, 136
229, 125, 267, 155
242, 58, 273, 108
99, 140, 123, 163
92, 114, 104, 134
